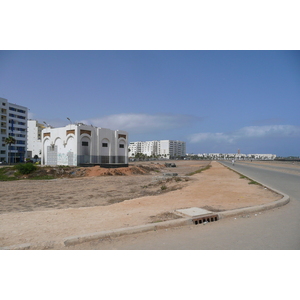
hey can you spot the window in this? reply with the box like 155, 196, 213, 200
102, 143, 108, 147
119, 144, 124, 148
82, 141, 89, 146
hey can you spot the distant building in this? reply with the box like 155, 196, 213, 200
247, 154, 276, 160
0, 97, 28, 163
195, 152, 276, 160
128, 141, 141, 156
129, 140, 186, 159
41, 123, 128, 166
141, 140, 158, 157
27, 120, 45, 160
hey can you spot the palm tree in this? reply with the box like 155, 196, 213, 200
5, 136, 16, 165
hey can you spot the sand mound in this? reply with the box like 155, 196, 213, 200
86, 164, 164, 177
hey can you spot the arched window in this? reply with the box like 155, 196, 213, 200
80, 136, 91, 164
117, 139, 126, 163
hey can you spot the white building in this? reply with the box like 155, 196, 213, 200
129, 140, 186, 159
141, 140, 158, 157
0, 97, 28, 163
195, 152, 276, 160
247, 154, 277, 160
158, 140, 186, 158
42, 123, 128, 166
128, 141, 141, 156
27, 120, 45, 160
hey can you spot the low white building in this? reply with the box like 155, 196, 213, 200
196, 152, 276, 160
42, 123, 128, 166
247, 154, 277, 160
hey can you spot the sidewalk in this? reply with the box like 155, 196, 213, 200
0, 162, 288, 249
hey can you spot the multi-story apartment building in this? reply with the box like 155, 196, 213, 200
27, 119, 45, 160
128, 142, 141, 157
129, 141, 156, 157
0, 97, 28, 163
141, 140, 158, 157
159, 140, 186, 158
129, 140, 186, 159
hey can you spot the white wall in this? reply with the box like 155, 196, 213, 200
27, 120, 43, 159
42, 125, 78, 166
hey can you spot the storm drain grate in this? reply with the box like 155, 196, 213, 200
192, 214, 219, 225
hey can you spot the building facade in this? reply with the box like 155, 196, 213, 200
27, 120, 45, 160
129, 140, 186, 159
42, 123, 128, 166
158, 140, 186, 158
128, 141, 141, 157
0, 97, 28, 163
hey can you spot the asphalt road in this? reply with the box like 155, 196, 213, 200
73, 161, 300, 250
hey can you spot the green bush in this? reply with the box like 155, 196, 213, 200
161, 185, 167, 190
0, 167, 18, 181
14, 163, 37, 175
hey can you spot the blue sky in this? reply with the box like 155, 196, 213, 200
1, 50, 299, 156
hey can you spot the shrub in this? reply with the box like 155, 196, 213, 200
248, 180, 259, 185
161, 185, 167, 190
186, 164, 211, 176
14, 163, 37, 175
0, 167, 18, 181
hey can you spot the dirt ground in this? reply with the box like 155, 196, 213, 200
0, 162, 198, 214
0, 161, 282, 249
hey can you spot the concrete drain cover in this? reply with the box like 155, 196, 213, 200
176, 207, 212, 217
176, 207, 219, 225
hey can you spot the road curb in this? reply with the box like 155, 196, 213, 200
218, 162, 290, 219
0, 243, 31, 250
63, 218, 193, 247
0, 218, 193, 250
218, 194, 290, 219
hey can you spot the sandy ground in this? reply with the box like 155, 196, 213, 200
0, 161, 281, 249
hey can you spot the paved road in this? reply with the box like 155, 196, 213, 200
73, 161, 300, 250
